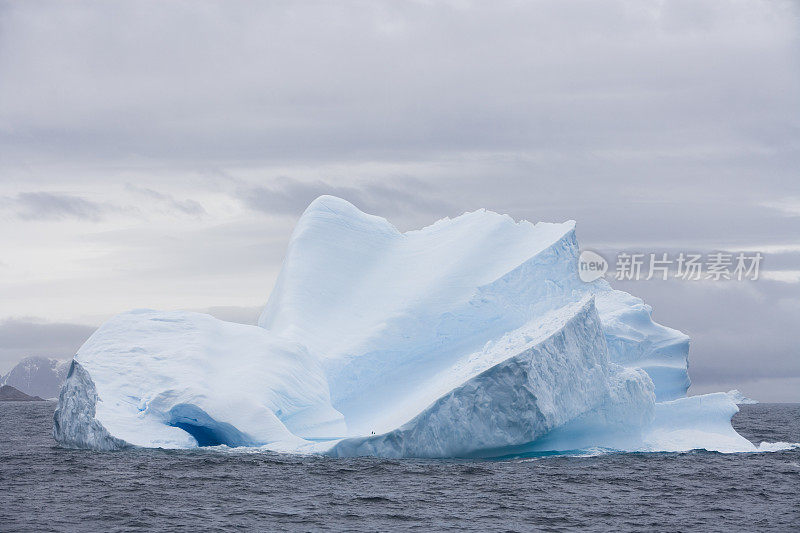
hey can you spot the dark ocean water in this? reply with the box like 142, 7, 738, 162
0, 402, 798, 532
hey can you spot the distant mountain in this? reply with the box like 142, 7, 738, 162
1, 357, 71, 400
0, 385, 45, 401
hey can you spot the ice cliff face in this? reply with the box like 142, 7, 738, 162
329, 299, 655, 458
54, 195, 754, 456
2, 356, 70, 400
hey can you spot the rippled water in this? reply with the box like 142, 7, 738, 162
1, 402, 798, 532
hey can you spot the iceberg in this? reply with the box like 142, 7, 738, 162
54, 195, 757, 456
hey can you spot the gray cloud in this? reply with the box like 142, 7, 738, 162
8, 192, 109, 221
125, 184, 207, 217
0, 318, 95, 373
2, 185, 206, 225
1, 1, 797, 166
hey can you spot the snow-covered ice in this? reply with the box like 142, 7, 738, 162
54, 196, 772, 456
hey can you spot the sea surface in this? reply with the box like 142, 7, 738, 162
1, 402, 798, 532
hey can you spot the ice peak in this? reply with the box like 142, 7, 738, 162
296, 195, 400, 237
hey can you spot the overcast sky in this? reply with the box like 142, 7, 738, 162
1, 1, 799, 400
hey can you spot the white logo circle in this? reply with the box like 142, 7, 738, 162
578, 250, 608, 282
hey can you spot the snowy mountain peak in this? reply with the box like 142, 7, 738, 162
2, 356, 70, 400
